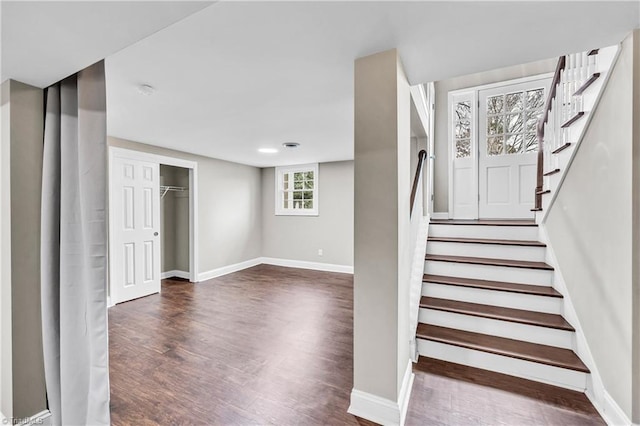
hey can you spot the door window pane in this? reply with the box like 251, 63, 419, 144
455, 102, 471, 121
487, 95, 504, 114
506, 113, 523, 133
456, 139, 471, 158
506, 134, 524, 154
455, 121, 471, 139
526, 89, 544, 109
505, 92, 523, 113
487, 116, 504, 135
487, 136, 504, 156
524, 133, 538, 152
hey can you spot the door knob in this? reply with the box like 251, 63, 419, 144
154, 232, 159, 236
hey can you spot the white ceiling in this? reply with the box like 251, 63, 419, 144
4, 2, 639, 167
1, 1, 213, 88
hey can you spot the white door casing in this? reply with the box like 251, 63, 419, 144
478, 79, 550, 219
110, 156, 161, 304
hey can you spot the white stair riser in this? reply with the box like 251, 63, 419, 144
427, 241, 545, 262
419, 309, 574, 349
425, 260, 552, 286
417, 339, 587, 392
422, 282, 562, 315
429, 225, 538, 240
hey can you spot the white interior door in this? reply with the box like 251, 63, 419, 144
478, 79, 550, 219
110, 156, 161, 304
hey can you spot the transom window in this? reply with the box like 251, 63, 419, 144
275, 164, 318, 216
486, 88, 545, 156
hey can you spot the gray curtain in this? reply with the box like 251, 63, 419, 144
40, 60, 110, 426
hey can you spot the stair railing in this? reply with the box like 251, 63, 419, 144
535, 50, 599, 210
409, 149, 429, 361
410, 150, 428, 217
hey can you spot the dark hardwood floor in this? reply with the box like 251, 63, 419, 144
109, 264, 604, 425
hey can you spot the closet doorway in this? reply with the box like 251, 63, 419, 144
108, 147, 199, 305
160, 165, 190, 280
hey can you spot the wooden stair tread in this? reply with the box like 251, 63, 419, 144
561, 111, 585, 128
423, 274, 562, 298
420, 296, 573, 331
428, 236, 545, 247
552, 142, 572, 154
425, 254, 554, 271
574, 73, 601, 96
430, 219, 537, 227
416, 324, 589, 373
543, 168, 560, 176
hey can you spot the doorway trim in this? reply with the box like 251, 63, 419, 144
446, 72, 554, 219
108, 147, 199, 304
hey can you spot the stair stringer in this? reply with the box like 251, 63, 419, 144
538, 224, 632, 426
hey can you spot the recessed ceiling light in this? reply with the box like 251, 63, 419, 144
283, 142, 300, 148
258, 148, 278, 154
137, 84, 155, 96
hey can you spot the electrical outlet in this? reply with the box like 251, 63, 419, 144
318, 249, 323, 256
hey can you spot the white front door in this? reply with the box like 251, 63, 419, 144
110, 156, 161, 304
478, 79, 549, 219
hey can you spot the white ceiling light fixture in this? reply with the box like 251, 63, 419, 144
282, 142, 300, 149
137, 84, 155, 96
258, 148, 278, 154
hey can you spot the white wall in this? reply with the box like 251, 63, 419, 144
261, 161, 353, 267
109, 137, 262, 276
433, 58, 556, 213
632, 28, 640, 425
545, 32, 636, 420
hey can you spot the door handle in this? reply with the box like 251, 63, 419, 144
154, 232, 159, 236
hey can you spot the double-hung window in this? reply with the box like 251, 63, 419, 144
275, 164, 318, 216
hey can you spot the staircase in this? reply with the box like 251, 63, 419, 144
415, 219, 589, 391
534, 44, 619, 218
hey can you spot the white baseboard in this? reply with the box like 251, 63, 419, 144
195, 257, 353, 283
197, 257, 262, 282
431, 212, 449, 220
585, 388, 634, 426
161, 270, 190, 280
348, 359, 414, 426
260, 257, 353, 274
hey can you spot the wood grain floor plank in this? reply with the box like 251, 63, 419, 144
109, 264, 602, 425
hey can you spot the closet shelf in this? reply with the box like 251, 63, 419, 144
160, 185, 187, 199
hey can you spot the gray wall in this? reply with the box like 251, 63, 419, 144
0, 80, 47, 418
160, 165, 189, 273
261, 161, 353, 267
353, 48, 411, 406
109, 137, 262, 276
433, 58, 556, 213
545, 32, 636, 420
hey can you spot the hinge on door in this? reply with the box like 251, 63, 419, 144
431, 194, 434, 201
